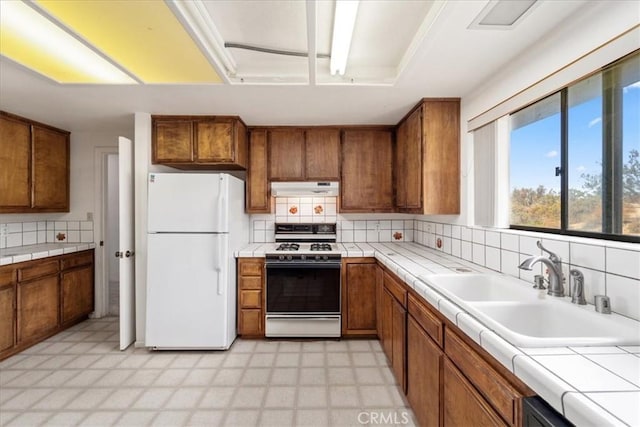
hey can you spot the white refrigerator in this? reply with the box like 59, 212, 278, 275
145, 173, 249, 349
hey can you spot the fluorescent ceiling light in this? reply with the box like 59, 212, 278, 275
0, 0, 136, 84
469, 0, 538, 29
37, 0, 222, 84
330, 0, 359, 75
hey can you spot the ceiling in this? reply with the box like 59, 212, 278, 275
0, 0, 594, 133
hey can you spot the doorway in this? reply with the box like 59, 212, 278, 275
106, 154, 120, 316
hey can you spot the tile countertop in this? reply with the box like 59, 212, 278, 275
0, 243, 97, 266
236, 242, 640, 426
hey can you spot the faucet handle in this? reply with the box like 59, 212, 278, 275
533, 274, 546, 290
537, 240, 561, 262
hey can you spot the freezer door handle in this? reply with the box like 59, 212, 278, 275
215, 237, 224, 295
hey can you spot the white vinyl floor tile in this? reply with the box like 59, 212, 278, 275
0, 317, 414, 426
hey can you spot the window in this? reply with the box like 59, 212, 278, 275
509, 51, 639, 241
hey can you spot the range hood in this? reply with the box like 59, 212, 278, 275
271, 181, 339, 197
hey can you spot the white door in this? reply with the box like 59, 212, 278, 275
118, 137, 135, 350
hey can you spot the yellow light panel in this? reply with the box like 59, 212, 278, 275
36, 0, 222, 84
0, 1, 137, 84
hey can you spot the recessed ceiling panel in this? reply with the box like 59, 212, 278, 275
36, 0, 222, 83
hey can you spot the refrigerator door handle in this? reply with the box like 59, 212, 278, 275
216, 176, 226, 231
215, 237, 224, 295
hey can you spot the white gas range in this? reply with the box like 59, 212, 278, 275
264, 223, 342, 338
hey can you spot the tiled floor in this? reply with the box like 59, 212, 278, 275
0, 317, 415, 426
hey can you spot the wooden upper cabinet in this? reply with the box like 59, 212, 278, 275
154, 119, 193, 163
0, 112, 70, 213
152, 116, 247, 170
340, 129, 394, 212
0, 114, 31, 210
268, 129, 305, 180
32, 126, 70, 211
247, 130, 271, 213
394, 99, 460, 214
266, 127, 340, 181
305, 128, 340, 180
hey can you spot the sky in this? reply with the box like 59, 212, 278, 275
510, 81, 640, 193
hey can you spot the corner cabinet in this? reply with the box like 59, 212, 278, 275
0, 112, 70, 213
152, 116, 248, 170
237, 258, 265, 337
0, 250, 95, 361
394, 99, 460, 214
340, 129, 394, 213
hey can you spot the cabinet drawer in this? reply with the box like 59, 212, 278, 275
239, 260, 263, 277
445, 328, 521, 425
18, 260, 59, 282
61, 251, 93, 270
240, 290, 262, 309
240, 276, 262, 290
383, 271, 407, 307
0, 266, 16, 287
408, 293, 443, 348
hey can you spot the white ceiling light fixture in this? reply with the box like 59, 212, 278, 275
0, 0, 136, 84
469, 0, 538, 29
330, 0, 359, 75
166, 0, 237, 82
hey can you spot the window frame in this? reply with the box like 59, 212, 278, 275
509, 51, 639, 243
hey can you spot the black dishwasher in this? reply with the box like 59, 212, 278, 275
523, 397, 574, 427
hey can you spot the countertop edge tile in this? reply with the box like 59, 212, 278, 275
513, 354, 577, 411
563, 392, 628, 427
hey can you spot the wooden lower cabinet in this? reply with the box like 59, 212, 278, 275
237, 258, 265, 337
18, 275, 60, 343
1, 250, 94, 361
379, 269, 407, 393
61, 264, 94, 324
0, 284, 16, 353
443, 358, 507, 427
407, 315, 443, 427
342, 258, 377, 336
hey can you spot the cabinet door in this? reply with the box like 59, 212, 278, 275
443, 358, 507, 427
247, 130, 270, 213
376, 266, 383, 339
18, 275, 59, 343
391, 296, 407, 392
407, 316, 443, 427
342, 261, 377, 335
268, 129, 305, 180
395, 119, 408, 209
381, 289, 394, 362
32, 126, 69, 211
195, 120, 234, 162
341, 130, 394, 212
239, 309, 263, 336
0, 285, 16, 353
305, 129, 340, 180
61, 265, 94, 324
423, 100, 460, 214
404, 107, 423, 209
0, 115, 31, 211
153, 119, 193, 163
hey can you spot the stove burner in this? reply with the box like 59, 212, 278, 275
276, 243, 300, 251
310, 243, 333, 251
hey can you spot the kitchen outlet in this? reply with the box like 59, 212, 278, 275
0, 224, 7, 240
86, 212, 93, 221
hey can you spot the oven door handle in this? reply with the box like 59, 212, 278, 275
266, 263, 341, 269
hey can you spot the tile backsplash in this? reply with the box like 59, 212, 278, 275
0, 220, 94, 249
275, 197, 338, 224
413, 218, 640, 321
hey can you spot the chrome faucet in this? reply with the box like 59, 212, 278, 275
570, 269, 587, 305
518, 241, 565, 297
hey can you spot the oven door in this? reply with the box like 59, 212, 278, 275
266, 262, 341, 314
